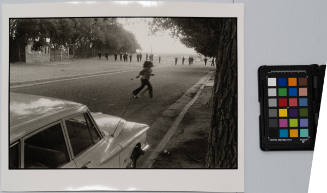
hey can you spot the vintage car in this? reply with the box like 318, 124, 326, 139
9, 92, 149, 169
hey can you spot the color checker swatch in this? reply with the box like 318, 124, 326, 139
267, 77, 309, 139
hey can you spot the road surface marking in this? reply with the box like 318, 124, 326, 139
10, 65, 170, 89
10, 69, 137, 89
141, 74, 209, 168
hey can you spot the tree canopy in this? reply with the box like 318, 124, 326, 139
10, 18, 140, 54
151, 18, 233, 57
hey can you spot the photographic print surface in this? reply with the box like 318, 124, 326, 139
2, 2, 244, 192
9, 17, 237, 169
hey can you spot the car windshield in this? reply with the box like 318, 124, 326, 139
65, 113, 101, 156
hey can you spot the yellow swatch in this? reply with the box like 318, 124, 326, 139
279, 109, 288, 117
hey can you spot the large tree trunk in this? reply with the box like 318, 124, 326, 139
206, 19, 238, 169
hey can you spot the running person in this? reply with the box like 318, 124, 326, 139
132, 61, 154, 98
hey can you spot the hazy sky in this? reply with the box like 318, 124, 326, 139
117, 18, 196, 54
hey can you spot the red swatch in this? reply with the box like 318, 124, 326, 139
278, 98, 287, 107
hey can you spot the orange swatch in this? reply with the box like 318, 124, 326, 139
288, 78, 297, 86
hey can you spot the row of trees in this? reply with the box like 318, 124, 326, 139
152, 18, 238, 169
9, 18, 140, 62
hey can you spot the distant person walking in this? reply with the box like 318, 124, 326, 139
137, 53, 142, 62
105, 53, 109, 60
188, 56, 192, 65
182, 56, 185, 65
149, 54, 154, 62
136, 53, 140, 62
98, 52, 102, 59
114, 53, 118, 61
204, 57, 208, 66
120, 52, 123, 61
129, 54, 132, 62
124, 53, 128, 62
132, 61, 154, 98
211, 58, 215, 66
175, 57, 178, 65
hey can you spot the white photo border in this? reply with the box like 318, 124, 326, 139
1, 1, 244, 192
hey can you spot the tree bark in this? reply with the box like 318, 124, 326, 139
206, 19, 238, 169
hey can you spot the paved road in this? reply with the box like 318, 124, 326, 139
10, 64, 213, 126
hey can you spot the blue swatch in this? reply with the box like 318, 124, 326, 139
300, 119, 309, 127
289, 88, 298, 96
278, 78, 287, 86
299, 98, 308, 106
280, 129, 288, 138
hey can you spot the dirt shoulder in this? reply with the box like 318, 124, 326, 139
152, 79, 213, 168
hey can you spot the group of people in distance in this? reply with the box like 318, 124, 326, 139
97, 52, 161, 64
97, 52, 215, 67
204, 57, 215, 67
136, 53, 143, 62
174, 56, 215, 66
174, 56, 194, 65
98, 52, 110, 60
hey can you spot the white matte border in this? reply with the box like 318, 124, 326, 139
1, 1, 244, 192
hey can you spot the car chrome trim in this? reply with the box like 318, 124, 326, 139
61, 119, 75, 161
141, 144, 150, 152
85, 111, 104, 139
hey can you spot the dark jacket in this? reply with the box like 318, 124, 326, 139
139, 68, 153, 80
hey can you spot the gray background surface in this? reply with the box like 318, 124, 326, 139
1, 0, 327, 193
243, 0, 326, 193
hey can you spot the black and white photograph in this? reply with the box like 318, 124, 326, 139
9, 16, 238, 169
1, 2, 244, 192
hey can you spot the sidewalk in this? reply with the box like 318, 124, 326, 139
151, 76, 214, 168
10, 58, 145, 85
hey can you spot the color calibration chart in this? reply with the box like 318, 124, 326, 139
258, 65, 325, 150
267, 76, 309, 139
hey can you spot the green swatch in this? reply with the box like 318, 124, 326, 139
278, 88, 287, 96
299, 108, 308, 117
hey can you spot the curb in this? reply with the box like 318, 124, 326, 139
161, 76, 208, 118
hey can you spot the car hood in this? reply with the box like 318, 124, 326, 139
91, 112, 149, 138
91, 112, 126, 136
